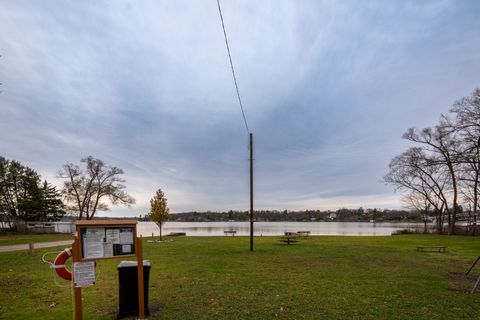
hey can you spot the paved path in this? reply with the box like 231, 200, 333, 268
0, 240, 73, 253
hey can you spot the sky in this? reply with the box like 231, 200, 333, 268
1, 0, 480, 216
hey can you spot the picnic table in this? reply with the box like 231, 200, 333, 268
280, 233, 300, 245
416, 246, 447, 252
297, 231, 311, 237
224, 230, 237, 236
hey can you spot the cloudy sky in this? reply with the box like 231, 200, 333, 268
1, 0, 479, 216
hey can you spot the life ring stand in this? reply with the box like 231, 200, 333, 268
53, 248, 73, 281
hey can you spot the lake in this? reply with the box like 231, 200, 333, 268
138, 221, 425, 237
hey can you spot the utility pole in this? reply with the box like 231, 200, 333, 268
216, 0, 254, 251
250, 133, 254, 251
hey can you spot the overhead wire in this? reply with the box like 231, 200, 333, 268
216, 0, 250, 134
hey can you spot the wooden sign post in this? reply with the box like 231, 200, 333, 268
72, 220, 146, 320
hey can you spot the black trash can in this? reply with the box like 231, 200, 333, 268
117, 260, 151, 319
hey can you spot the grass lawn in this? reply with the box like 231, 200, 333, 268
0, 232, 74, 246
0, 235, 479, 319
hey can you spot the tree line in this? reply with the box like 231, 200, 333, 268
384, 88, 480, 235
165, 208, 417, 223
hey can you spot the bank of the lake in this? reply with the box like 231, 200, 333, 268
0, 234, 479, 319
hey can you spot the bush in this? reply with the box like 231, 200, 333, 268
391, 228, 417, 235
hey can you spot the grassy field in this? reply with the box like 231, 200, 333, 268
0, 232, 74, 246
0, 234, 479, 319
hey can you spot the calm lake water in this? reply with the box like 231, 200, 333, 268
138, 221, 425, 237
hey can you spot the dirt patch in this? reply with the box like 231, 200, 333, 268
446, 272, 479, 293
148, 301, 166, 314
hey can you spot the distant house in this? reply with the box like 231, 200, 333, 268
26, 221, 75, 233
328, 212, 337, 220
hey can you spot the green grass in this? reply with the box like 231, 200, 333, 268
0, 235, 479, 319
0, 233, 74, 246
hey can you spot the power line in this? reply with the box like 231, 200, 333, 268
216, 1, 255, 251
216, 0, 250, 134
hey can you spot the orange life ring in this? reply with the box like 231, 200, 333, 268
54, 248, 72, 281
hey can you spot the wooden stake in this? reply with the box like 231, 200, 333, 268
28, 243, 34, 256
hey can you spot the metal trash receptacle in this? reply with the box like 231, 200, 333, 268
117, 260, 151, 319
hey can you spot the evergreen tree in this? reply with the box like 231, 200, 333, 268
0, 156, 42, 220
41, 180, 66, 221
0, 156, 66, 222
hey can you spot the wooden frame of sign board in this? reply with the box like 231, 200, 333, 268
72, 220, 146, 320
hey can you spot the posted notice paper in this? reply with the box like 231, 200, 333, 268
73, 261, 96, 288
103, 242, 113, 257
84, 228, 105, 258
106, 229, 120, 244
119, 228, 134, 244
122, 244, 132, 253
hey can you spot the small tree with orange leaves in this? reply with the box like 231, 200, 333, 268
148, 188, 170, 241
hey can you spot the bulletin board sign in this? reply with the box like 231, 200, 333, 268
75, 220, 138, 261
72, 220, 146, 320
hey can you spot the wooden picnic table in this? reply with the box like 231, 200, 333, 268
416, 246, 447, 252
224, 230, 237, 236
279, 235, 300, 245
297, 231, 311, 237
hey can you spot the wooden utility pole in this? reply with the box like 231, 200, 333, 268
216, 0, 253, 251
250, 133, 254, 251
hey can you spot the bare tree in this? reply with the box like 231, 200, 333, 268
384, 147, 448, 233
401, 192, 432, 234
450, 88, 480, 131
386, 88, 480, 235
402, 125, 460, 234
58, 156, 135, 220
456, 136, 480, 225
449, 88, 480, 225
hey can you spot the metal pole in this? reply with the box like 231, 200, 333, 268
472, 274, 480, 293
466, 256, 480, 275
250, 133, 254, 251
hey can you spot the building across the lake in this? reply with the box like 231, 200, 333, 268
25, 221, 75, 233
